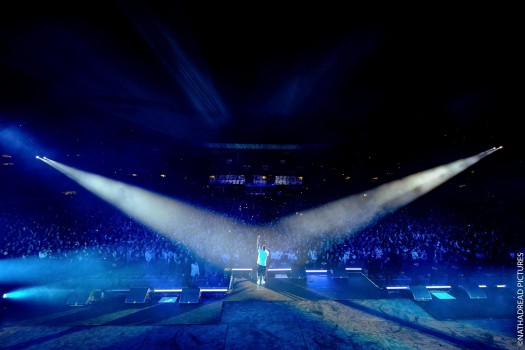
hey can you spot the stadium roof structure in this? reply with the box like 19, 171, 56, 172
0, 3, 521, 206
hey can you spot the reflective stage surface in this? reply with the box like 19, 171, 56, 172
0, 273, 517, 349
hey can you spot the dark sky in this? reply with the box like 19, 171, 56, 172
0, 2, 521, 207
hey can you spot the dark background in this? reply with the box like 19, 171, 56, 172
0, 2, 521, 218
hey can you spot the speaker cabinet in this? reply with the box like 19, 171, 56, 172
408, 285, 432, 301
458, 284, 487, 299
331, 267, 348, 278
180, 288, 201, 303
66, 290, 94, 306
291, 266, 306, 279
125, 287, 151, 304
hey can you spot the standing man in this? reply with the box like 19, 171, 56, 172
256, 235, 270, 285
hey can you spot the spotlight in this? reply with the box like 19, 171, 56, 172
2, 293, 7, 299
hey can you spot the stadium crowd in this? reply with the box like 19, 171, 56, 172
0, 193, 521, 288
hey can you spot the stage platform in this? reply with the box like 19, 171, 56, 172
0, 272, 517, 349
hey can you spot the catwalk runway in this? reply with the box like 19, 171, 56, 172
0, 272, 517, 349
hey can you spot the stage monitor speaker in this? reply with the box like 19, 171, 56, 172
66, 290, 94, 306
291, 266, 306, 279
125, 287, 151, 304
458, 284, 487, 299
331, 267, 348, 279
159, 296, 178, 303
408, 285, 432, 301
180, 288, 201, 303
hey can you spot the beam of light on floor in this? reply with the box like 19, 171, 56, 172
37, 157, 253, 266
2, 286, 72, 302
0, 256, 106, 284
276, 146, 502, 240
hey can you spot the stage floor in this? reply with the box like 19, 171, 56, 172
0, 273, 518, 349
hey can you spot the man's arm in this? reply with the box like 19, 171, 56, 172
257, 235, 260, 250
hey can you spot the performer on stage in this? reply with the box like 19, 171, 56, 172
256, 235, 270, 285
